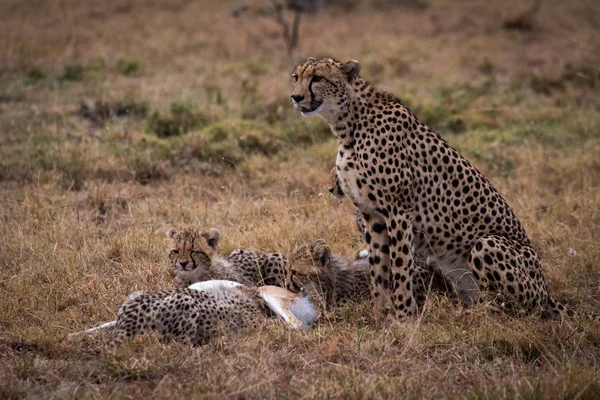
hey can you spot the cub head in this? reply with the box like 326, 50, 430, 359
290, 57, 361, 120
167, 228, 220, 276
285, 239, 332, 293
328, 167, 345, 200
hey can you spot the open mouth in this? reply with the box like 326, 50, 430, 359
300, 101, 323, 115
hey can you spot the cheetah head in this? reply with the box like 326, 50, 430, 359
167, 227, 220, 275
285, 239, 332, 293
290, 57, 361, 120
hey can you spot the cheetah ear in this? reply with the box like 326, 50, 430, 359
342, 60, 361, 82
202, 228, 221, 249
292, 245, 309, 262
167, 228, 179, 239
310, 239, 331, 267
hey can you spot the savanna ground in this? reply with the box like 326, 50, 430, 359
1, 0, 599, 398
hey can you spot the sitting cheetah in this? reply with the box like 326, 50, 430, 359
286, 239, 449, 314
70, 281, 317, 346
168, 228, 287, 288
291, 57, 574, 320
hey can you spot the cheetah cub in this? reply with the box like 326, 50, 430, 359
168, 228, 287, 288
70, 281, 317, 346
286, 239, 448, 314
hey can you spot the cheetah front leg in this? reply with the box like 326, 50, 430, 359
386, 210, 418, 319
363, 213, 393, 319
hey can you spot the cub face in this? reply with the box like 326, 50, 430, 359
167, 228, 221, 275
285, 239, 331, 293
290, 57, 361, 118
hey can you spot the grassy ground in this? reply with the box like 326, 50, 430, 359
1, 0, 599, 398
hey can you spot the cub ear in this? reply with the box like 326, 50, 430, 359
167, 228, 179, 239
292, 245, 309, 263
310, 239, 331, 267
202, 228, 221, 249
342, 60, 361, 82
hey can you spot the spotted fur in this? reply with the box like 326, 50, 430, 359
292, 57, 574, 320
168, 228, 287, 288
111, 287, 266, 346
285, 239, 449, 315
329, 166, 367, 244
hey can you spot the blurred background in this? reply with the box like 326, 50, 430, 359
1, 0, 598, 186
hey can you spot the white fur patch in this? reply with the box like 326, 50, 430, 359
300, 103, 324, 117
188, 280, 242, 293
68, 321, 117, 337
127, 291, 145, 301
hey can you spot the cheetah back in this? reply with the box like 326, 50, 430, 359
113, 288, 265, 346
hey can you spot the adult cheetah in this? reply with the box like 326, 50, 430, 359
168, 228, 287, 288
291, 57, 571, 320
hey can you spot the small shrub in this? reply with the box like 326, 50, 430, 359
88, 57, 106, 71
27, 67, 45, 81
77, 98, 148, 125
282, 119, 331, 145
363, 61, 385, 84
413, 102, 453, 131
242, 95, 296, 125
180, 121, 283, 167
116, 58, 140, 76
182, 125, 242, 165
58, 152, 88, 191
239, 129, 281, 155
388, 55, 410, 77
372, 0, 427, 10
530, 75, 564, 95
146, 102, 209, 137
60, 63, 85, 81
246, 59, 268, 75
478, 58, 495, 75
202, 80, 225, 107
414, 81, 496, 134
147, 111, 182, 137
115, 97, 149, 118
562, 64, 599, 89
446, 117, 466, 134
131, 155, 171, 185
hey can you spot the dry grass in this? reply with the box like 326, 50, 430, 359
1, 0, 599, 398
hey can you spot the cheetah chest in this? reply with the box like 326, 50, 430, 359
336, 149, 375, 215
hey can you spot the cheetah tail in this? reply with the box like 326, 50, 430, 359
68, 321, 117, 338
546, 298, 600, 321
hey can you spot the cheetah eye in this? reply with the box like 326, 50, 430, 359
291, 74, 298, 83
171, 249, 179, 255
312, 75, 323, 83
